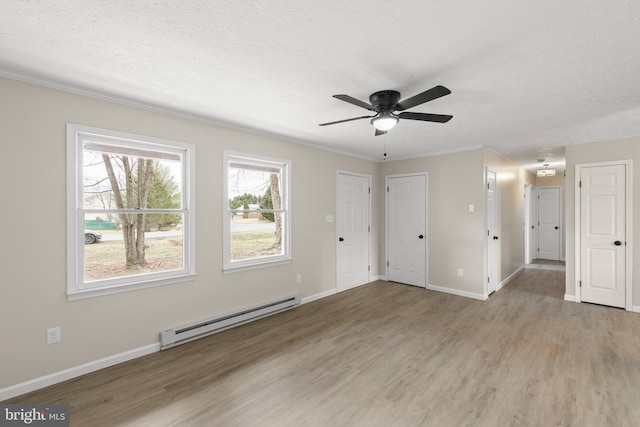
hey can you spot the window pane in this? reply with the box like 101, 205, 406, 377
83, 147, 183, 210
84, 213, 184, 282
227, 160, 284, 263
224, 152, 289, 270
230, 212, 284, 261
227, 165, 282, 210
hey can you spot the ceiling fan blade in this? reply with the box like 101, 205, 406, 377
375, 129, 387, 136
333, 94, 375, 111
398, 112, 453, 123
395, 86, 451, 111
319, 115, 374, 126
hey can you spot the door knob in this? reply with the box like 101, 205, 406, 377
614, 240, 622, 246
493, 236, 499, 240
555, 226, 559, 230
339, 237, 344, 242
418, 235, 424, 239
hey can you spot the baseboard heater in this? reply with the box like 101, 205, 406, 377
159, 295, 300, 350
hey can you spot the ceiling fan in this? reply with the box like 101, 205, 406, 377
319, 85, 453, 136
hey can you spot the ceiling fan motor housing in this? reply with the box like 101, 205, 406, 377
369, 90, 401, 111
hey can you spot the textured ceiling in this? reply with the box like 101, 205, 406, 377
2, 1, 640, 170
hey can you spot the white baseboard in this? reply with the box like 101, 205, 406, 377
301, 278, 379, 305
497, 266, 524, 291
0, 343, 160, 402
525, 263, 565, 271
380, 278, 486, 301
301, 288, 336, 304
337, 281, 372, 293
633, 305, 640, 313
426, 283, 487, 301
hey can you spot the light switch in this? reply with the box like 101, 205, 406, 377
468, 204, 475, 213
325, 214, 334, 223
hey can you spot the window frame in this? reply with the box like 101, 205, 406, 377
223, 150, 292, 272
66, 123, 196, 300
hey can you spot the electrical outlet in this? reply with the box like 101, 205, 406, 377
47, 327, 61, 344
296, 274, 302, 284
457, 268, 464, 277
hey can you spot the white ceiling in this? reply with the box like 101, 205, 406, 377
2, 1, 640, 170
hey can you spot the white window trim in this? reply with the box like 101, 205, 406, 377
66, 123, 196, 300
223, 150, 292, 272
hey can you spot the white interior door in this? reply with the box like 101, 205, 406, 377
386, 174, 427, 288
579, 164, 626, 308
537, 187, 561, 260
336, 173, 370, 291
487, 169, 497, 294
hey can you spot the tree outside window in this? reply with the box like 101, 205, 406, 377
67, 124, 196, 299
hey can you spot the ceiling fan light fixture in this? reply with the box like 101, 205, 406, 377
371, 112, 398, 131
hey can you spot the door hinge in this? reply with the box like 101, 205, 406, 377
579, 181, 582, 188
488, 277, 490, 283
387, 261, 389, 267
368, 187, 371, 194
579, 280, 582, 288
487, 183, 490, 189
368, 265, 371, 272
368, 225, 370, 232
537, 248, 540, 252
488, 230, 490, 236
387, 186, 389, 192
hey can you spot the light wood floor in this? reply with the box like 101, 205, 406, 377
6, 269, 640, 426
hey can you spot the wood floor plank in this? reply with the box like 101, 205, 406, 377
5, 269, 640, 426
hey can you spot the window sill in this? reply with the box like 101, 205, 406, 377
223, 259, 292, 274
67, 273, 197, 301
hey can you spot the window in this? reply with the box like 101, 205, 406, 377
67, 123, 196, 299
223, 151, 291, 271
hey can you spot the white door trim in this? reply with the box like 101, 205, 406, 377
486, 168, 498, 294
385, 172, 429, 286
336, 170, 372, 291
574, 160, 633, 311
524, 183, 534, 264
